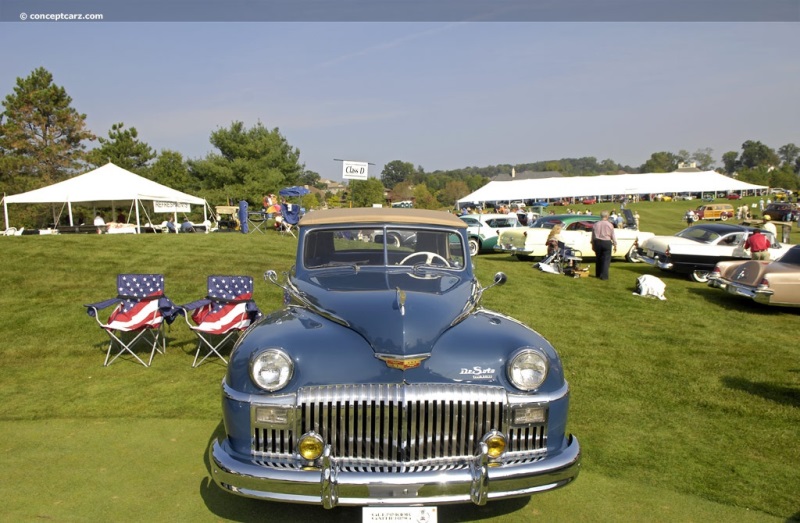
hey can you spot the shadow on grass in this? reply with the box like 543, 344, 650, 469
199, 421, 531, 522
722, 376, 800, 408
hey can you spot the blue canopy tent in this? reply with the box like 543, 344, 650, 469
279, 186, 310, 198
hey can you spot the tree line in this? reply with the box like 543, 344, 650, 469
1, 67, 797, 227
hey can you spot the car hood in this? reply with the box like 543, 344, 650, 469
292, 271, 475, 356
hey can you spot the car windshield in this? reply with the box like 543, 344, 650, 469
303, 227, 465, 270
530, 217, 564, 229
484, 217, 518, 228
675, 226, 720, 243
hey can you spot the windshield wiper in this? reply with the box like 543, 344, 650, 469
411, 262, 451, 274
310, 261, 365, 273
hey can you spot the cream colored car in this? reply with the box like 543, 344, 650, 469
494, 214, 654, 261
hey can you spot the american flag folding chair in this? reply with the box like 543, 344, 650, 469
180, 275, 262, 367
85, 274, 180, 367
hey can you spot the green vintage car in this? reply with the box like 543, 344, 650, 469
460, 213, 520, 256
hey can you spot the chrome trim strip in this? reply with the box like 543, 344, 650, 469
223, 379, 296, 406
507, 381, 570, 405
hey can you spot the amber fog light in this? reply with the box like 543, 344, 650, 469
298, 432, 324, 461
483, 431, 507, 459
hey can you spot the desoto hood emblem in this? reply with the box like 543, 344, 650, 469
460, 366, 496, 380
377, 354, 429, 370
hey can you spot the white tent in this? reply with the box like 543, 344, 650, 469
458, 171, 768, 205
2, 162, 208, 233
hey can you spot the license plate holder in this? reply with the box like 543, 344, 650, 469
363, 506, 438, 522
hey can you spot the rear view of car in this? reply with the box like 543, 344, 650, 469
708, 245, 800, 307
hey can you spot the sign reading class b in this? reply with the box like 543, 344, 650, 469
342, 161, 369, 180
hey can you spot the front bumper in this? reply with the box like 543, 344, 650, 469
209, 434, 580, 507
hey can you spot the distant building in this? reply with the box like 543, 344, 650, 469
675, 161, 701, 172
320, 178, 346, 194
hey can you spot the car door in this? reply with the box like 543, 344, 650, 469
560, 221, 594, 254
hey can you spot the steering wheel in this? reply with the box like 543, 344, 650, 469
400, 251, 450, 267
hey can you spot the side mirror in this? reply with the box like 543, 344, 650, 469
493, 272, 507, 286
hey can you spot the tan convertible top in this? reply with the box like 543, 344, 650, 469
299, 207, 466, 228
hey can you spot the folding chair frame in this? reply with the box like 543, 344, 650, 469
86, 299, 168, 367
248, 212, 269, 234
537, 241, 583, 275
188, 329, 240, 367
278, 220, 296, 237
180, 275, 262, 368
85, 274, 178, 367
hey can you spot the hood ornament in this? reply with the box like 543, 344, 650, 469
396, 287, 406, 316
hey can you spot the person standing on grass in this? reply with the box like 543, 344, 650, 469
685, 209, 696, 227
591, 210, 617, 280
744, 228, 771, 260
762, 216, 777, 237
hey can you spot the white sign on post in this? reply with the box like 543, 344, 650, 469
153, 201, 191, 213
342, 161, 369, 180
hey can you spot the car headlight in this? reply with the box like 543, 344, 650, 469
507, 348, 548, 391
251, 349, 293, 391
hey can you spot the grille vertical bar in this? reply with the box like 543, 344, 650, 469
253, 384, 547, 469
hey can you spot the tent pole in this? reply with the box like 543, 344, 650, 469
2, 195, 8, 232
68, 202, 74, 226
135, 198, 141, 234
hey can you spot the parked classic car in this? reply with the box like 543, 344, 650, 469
494, 214, 654, 261
708, 244, 800, 307
636, 223, 793, 283
208, 208, 581, 511
460, 212, 520, 256
694, 203, 735, 221
762, 202, 798, 221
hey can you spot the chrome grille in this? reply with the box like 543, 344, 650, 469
253, 383, 547, 469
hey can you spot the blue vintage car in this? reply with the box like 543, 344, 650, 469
209, 207, 580, 510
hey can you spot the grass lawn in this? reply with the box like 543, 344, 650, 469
0, 199, 797, 522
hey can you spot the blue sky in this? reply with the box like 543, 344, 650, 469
1, 21, 797, 180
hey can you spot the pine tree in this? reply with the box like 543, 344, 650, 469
0, 67, 95, 192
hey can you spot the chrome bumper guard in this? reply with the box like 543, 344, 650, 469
493, 245, 529, 254
639, 254, 673, 270
709, 277, 774, 304
209, 435, 580, 507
